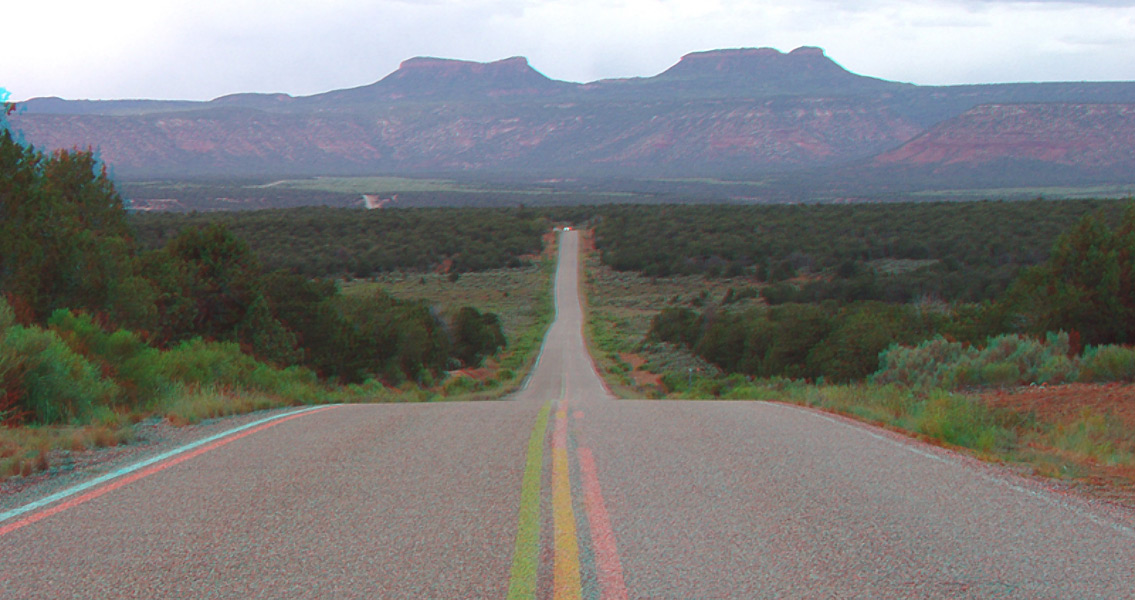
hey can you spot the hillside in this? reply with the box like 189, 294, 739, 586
7, 46, 1135, 191
876, 103, 1135, 169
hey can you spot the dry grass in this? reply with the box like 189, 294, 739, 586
582, 231, 741, 397
0, 421, 136, 479
581, 232, 1135, 506
342, 250, 557, 400
0, 235, 556, 483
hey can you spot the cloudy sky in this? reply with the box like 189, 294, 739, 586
5, 0, 1135, 102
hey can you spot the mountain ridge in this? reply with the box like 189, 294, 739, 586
7, 46, 1135, 194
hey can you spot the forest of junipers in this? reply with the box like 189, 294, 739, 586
6, 96, 1135, 428
0, 127, 530, 426
630, 202, 1135, 385
129, 197, 1135, 389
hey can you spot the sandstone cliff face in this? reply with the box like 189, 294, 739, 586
10, 98, 921, 176
9, 47, 1135, 182
875, 103, 1135, 168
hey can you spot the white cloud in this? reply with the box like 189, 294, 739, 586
3, 0, 1135, 100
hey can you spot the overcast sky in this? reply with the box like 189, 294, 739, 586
5, 0, 1135, 102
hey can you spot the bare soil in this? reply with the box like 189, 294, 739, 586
620, 352, 664, 390
982, 383, 1135, 507
983, 382, 1135, 428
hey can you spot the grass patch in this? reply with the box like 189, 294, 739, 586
580, 235, 1135, 496
0, 421, 136, 479
343, 241, 557, 400
913, 185, 1135, 200
253, 176, 476, 194
2, 245, 557, 482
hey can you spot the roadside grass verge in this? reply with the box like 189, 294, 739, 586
348, 242, 557, 401
581, 231, 740, 398
579, 236, 1135, 497
1, 242, 558, 483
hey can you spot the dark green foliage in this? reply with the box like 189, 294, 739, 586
0, 121, 521, 424
592, 200, 1122, 303
325, 291, 451, 384
131, 206, 548, 278
0, 130, 135, 321
138, 224, 302, 365
452, 306, 506, 368
806, 303, 937, 383
651, 301, 953, 383
1003, 207, 1135, 346
647, 307, 701, 348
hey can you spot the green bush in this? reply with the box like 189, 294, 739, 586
874, 332, 1079, 390
48, 310, 169, 406
1079, 345, 1135, 382
157, 338, 316, 394
452, 306, 506, 368
914, 390, 1013, 453
2, 325, 118, 424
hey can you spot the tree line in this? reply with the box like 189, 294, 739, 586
0, 125, 513, 425
646, 205, 1135, 383
590, 200, 1123, 303
131, 206, 549, 277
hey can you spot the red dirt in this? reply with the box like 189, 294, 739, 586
620, 352, 664, 390
982, 383, 1135, 507
434, 258, 455, 274
982, 383, 1135, 429
578, 229, 597, 253
543, 231, 558, 258
451, 367, 495, 382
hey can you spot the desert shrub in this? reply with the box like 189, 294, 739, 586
1078, 345, 1135, 382
47, 310, 169, 405
0, 298, 15, 331
874, 332, 1078, 390
914, 389, 1013, 453
451, 306, 506, 368
154, 337, 322, 404
873, 336, 972, 388
2, 325, 118, 423
157, 338, 260, 387
647, 307, 701, 348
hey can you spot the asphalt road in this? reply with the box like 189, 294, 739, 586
3, 230, 1134, 599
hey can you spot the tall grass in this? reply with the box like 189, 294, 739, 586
1079, 345, 1135, 382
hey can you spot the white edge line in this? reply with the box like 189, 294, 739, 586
0, 404, 332, 524
775, 402, 1135, 540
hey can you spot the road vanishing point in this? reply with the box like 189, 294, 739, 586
3, 230, 1134, 599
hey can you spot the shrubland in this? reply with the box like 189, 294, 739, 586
0, 118, 555, 480
583, 203, 1135, 493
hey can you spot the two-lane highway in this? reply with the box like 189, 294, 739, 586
3, 230, 1134, 598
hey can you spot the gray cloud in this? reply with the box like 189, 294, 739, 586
4, 0, 1135, 101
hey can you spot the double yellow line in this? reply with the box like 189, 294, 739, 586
506, 403, 550, 600
507, 401, 626, 600
552, 404, 583, 600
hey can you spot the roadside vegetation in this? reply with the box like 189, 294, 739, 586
582, 203, 1135, 499
0, 121, 556, 481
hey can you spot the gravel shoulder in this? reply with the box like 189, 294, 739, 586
0, 406, 313, 512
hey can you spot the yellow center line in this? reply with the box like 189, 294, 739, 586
506, 402, 551, 600
553, 406, 582, 600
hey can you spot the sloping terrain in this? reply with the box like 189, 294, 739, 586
876, 103, 1135, 169
8, 46, 1135, 188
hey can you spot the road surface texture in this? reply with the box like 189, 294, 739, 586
3, 230, 1134, 599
